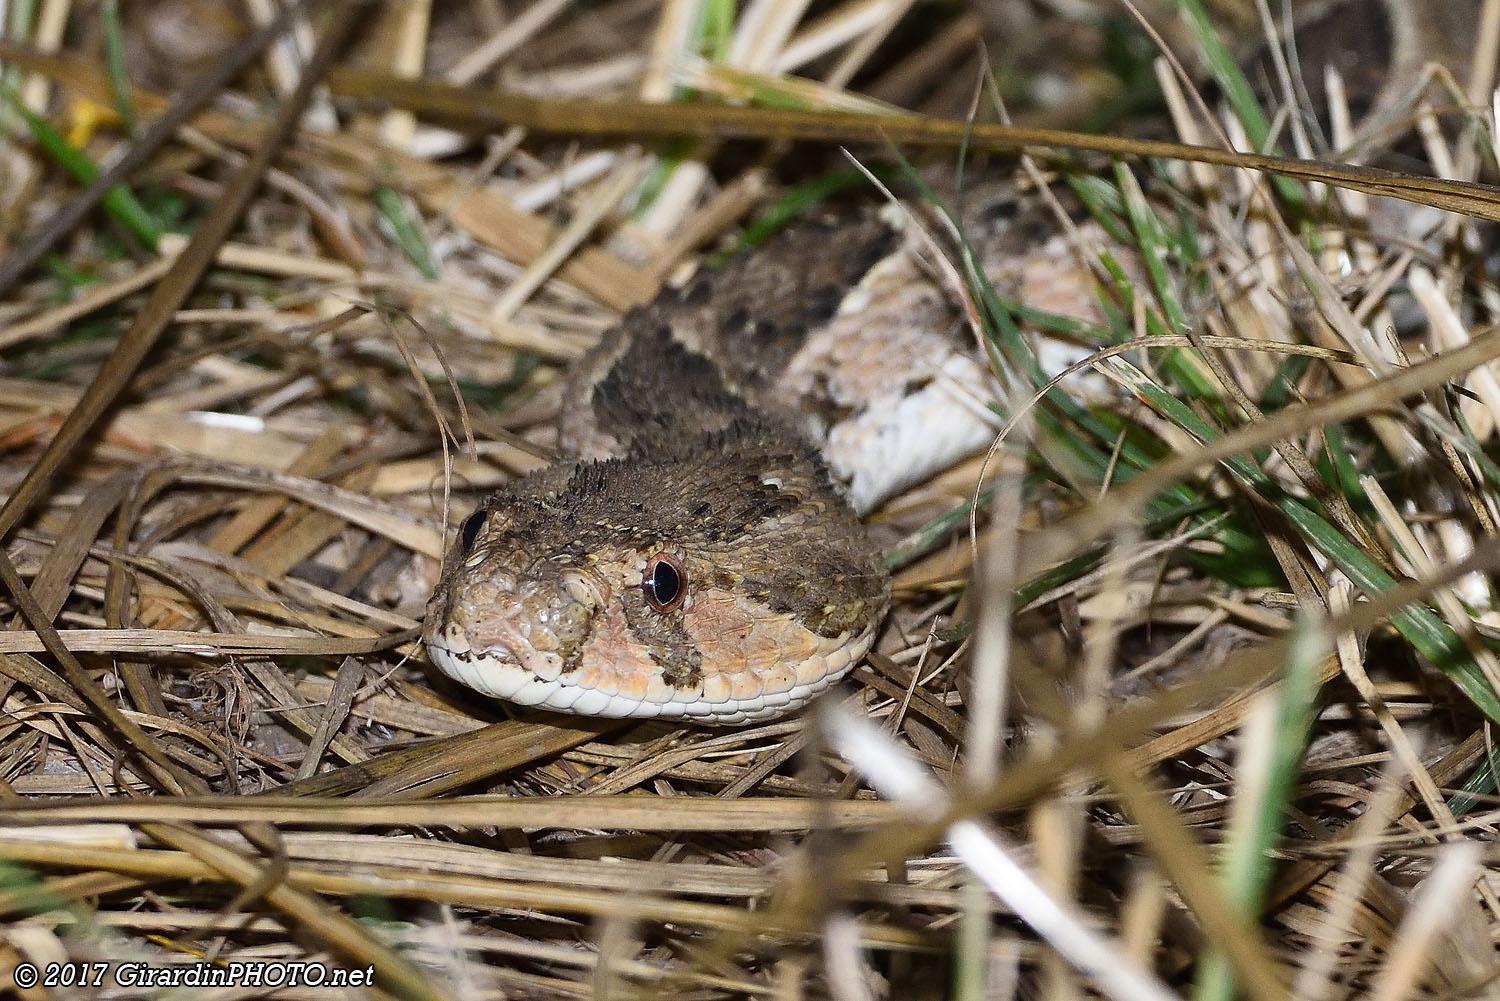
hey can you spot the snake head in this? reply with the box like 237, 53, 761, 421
422, 445, 890, 723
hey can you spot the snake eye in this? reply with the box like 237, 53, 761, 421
458, 510, 487, 554
641, 553, 686, 612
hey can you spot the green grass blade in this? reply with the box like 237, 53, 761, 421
0, 81, 162, 250
1107, 353, 1500, 723
374, 186, 439, 279
99, 0, 138, 136
1194, 618, 1325, 1001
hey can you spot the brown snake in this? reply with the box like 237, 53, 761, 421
422, 206, 1000, 723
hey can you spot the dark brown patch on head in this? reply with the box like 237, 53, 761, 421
623, 589, 702, 689
735, 538, 888, 638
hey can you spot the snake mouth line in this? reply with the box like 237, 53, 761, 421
426, 619, 880, 725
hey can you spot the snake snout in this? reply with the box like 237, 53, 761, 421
443, 563, 602, 675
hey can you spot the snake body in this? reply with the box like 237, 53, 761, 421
423, 206, 998, 723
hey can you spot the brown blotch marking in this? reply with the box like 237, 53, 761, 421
735, 547, 887, 639
622, 590, 702, 690
679, 213, 902, 393
590, 321, 750, 449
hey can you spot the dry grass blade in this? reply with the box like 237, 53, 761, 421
324, 66, 1500, 221
0, 627, 408, 656
6, 2, 1500, 998
0, 4, 359, 542
0, 1, 317, 298
0, 793, 898, 831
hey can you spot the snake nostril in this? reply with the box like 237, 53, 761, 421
561, 570, 607, 609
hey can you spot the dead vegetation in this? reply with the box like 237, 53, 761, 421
3, 1, 1500, 999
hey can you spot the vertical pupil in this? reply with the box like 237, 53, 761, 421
459, 511, 486, 553
649, 560, 679, 604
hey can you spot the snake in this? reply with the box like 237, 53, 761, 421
422, 203, 1002, 724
